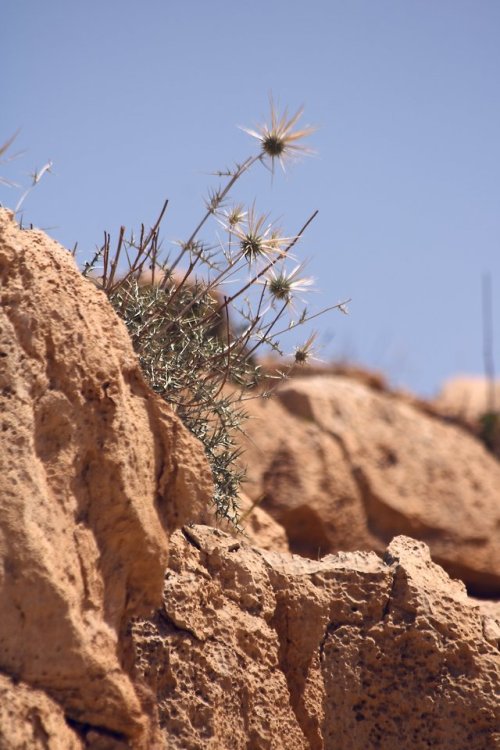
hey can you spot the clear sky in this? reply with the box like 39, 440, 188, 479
2, 1, 499, 396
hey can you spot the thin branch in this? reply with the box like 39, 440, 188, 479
270, 298, 351, 339
203, 210, 319, 326
168, 155, 259, 278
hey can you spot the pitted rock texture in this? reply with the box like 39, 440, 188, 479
130, 526, 306, 749
237, 376, 500, 595
0, 210, 211, 746
131, 528, 500, 749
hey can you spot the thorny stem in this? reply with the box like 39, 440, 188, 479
202, 209, 319, 326
202, 283, 269, 367
161, 209, 319, 337
86, 106, 346, 525
210, 298, 233, 399
271, 299, 351, 339
243, 301, 289, 361
166, 155, 259, 281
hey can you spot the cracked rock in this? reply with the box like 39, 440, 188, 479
131, 528, 500, 749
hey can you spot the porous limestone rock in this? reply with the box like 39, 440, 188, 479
131, 528, 500, 749
238, 375, 500, 595
0, 209, 212, 746
131, 526, 306, 749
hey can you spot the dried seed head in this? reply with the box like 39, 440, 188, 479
264, 263, 315, 305
223, 204, 247, 229
242, 96, 316, 173
228, 205, 291, 264
293, 332, 318, 365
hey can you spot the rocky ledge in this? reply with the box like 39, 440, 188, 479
0, 209, 498, 749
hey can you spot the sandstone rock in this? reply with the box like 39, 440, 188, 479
239, 496, 290, 553
237, 375, 500, 595
436, 375, 500, 421
0, 210, 212, 745
258, 357, 389, 392
434, 376, 500, 458
208, 492, 290, 553
131, 526, 307, 749
238, 391, 376, 559
0, 674, 83, 749
132, 527, 500, 749
467, 598, 500, 650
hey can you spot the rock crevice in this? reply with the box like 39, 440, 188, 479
131, 527, 499, 749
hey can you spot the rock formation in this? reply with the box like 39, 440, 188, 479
436, 375, 500, 422
131, 527, 500, 749
237, 375, 500, 596
1, 209, 498, 749
435, 375, 500, 458
0, 209, 211, 747
0, 673, 83, 750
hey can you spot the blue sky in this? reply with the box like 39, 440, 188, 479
2, 1, 499, 396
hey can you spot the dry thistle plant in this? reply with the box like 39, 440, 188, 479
82, 99, 349, 526
0, 132, 20, 188
0, 131, 53, 213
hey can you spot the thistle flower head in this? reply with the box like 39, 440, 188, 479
229, 205, 292, 263
263, 263, 315, 305
242, 97, 316, 173
222, 203, 247, 229
293, 332, 318, 365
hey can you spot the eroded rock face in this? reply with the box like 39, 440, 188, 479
0, 210, 211, 746
209, 491, 290, 554
241, 500, 290, 553
238, 376, 500, 595
131, 528, 500, 749
0, 674, 83, 750
2, 208, 498, 749
131, 527, 306, 749
237, 390, 374, 559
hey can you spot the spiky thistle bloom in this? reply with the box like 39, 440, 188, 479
262, 263, 315, 306
293, 332, 318, 365
228, 205, 292, 263
221, 204, 247, 229
242, 97, 315, 173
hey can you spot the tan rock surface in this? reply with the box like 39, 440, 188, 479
132, 527, 500, 749
238, 392, 375, 559
436, 375, 500, 421
240, 500, 290, 553
209, 492, 290, 553
0, 674, 83, 750
238, 375, 500, 595
131, 526, 306, 749
0, 209, 211, 746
